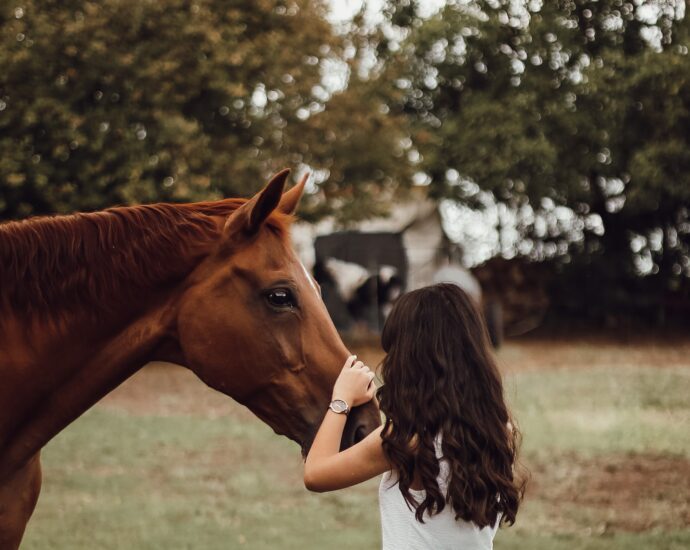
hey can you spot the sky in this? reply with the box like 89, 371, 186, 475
327, 0, 446, 25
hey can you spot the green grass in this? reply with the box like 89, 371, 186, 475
495, 531, 690, 550
21, 360, 690, 549
24, 410, 381, 549
509, 366, 690, 458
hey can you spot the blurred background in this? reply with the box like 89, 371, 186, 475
2, 0, 688, 548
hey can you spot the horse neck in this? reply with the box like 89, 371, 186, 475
0, 299, 170, 480
0, 209, 225, 479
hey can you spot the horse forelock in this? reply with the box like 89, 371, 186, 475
0, 199, 293, 318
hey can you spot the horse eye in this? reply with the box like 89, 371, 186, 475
266, 288, 296, 309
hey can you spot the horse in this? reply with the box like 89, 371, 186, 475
0, 169, 381, 549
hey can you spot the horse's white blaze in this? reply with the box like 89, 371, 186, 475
300, 261, 319, 295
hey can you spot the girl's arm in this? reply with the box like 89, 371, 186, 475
304, 356, 390, 492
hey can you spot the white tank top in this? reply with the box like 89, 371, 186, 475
378, 435, 500, 550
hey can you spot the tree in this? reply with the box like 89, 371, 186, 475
379, 0, 689, 323
0, 0, 412, 221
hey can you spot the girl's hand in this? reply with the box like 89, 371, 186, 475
332, 355, 376, 408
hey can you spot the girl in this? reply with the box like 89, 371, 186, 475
304, 283, 525, 549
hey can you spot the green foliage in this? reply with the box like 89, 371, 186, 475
511, 365, 690, 458
293, 73, 414, 223
0, 0, 411, 220
381, 0, 690, 322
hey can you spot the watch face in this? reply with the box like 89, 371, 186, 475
330, 399, 348, 413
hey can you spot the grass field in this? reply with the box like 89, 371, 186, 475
21, 337, 690, 549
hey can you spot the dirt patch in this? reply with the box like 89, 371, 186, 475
499, 338, 690, 372
527, 453, 690, 532
101, 338, 689, 416
348, 338, 690, 374
101, 346, 389, 417
100, 362, 256, 420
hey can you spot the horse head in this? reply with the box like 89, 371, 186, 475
175, 170, 380, 455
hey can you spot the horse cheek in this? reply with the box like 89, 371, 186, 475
176, 293, 239, 389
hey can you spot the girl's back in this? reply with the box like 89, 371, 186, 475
379, 435, 499, 550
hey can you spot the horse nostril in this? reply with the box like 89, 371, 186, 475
354, 424, 368, 444
340, 420, 369, 450
341, 405, 381, 450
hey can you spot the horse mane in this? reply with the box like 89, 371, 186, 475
0, 199, 292, 317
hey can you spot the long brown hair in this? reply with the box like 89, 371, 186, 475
376, 283, 526, 527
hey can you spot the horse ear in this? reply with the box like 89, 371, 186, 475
279, 172, 309, 215
223, 169, 290, 238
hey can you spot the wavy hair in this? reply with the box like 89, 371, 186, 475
376, 283, 526, 527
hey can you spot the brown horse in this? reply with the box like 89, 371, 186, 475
0, 169, 380, 549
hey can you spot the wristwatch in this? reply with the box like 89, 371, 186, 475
328, 399, 350, 415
